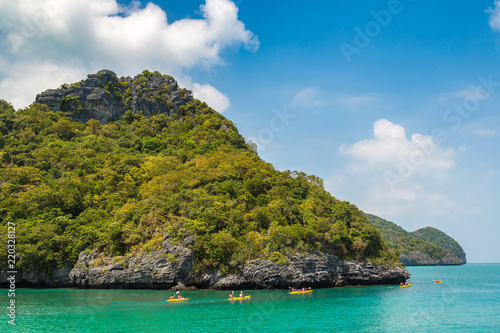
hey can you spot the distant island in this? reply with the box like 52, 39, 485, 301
365, 214, 466, 266
0, 70, 409, 289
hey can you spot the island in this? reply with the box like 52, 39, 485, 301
365, 214, 466, 266
0, 70, 409, 289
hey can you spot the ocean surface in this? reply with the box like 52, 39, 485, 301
2, 264, 499, 332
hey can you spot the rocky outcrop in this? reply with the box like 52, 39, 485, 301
67, 233, 409, 289
3, 233, 410, 290
69, 235, 196, 289
35, 69, 194, 123
193, 255, 410, 290
400, 251, 463, 266
0, 268, 73, 288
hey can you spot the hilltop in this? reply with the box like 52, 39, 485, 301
0, 70, 408, 289
365, 214, 466, 266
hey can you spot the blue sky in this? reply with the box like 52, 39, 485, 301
1, 0, 500, 262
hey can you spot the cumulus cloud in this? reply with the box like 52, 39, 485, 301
0, 0, 258, 109
338, 119, 456, 183
488, 0, 500, 31
326, 119, 466, 230
178, 76, 231, 112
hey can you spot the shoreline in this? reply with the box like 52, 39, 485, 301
1, 253, 410, 290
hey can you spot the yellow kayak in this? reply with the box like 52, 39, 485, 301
168, 298, 189, 302
400, 284, 411, 288
435, 281, 442, 284
228, 296, 251, 300
290, 290, 313, 294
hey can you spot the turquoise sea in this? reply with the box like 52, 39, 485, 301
3, 264, 499, 332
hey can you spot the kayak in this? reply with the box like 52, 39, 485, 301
228, 296, 251, 300
290, 290, 313, 294
400, 284, 411, 288
435, 281, 442, 284
168, 298, 189, 302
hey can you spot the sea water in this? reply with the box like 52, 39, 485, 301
2, 264, 499, 332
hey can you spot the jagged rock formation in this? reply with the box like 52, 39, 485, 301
69, 234, 196, 289
399, 252, 463, 266
35, 69, 194, 123
196, 255, 409, 290
0, 268, 73, 288
67, 234, 409, 290
2, 232, 409, 289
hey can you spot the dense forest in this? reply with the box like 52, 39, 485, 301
365, 214, 465, 264
0, 72, 399, 276
411, 227, 466, 263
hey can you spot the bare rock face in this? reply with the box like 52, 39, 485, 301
8, 244, 409, 290
0, 268, 73, 288
196, 255, 410, 290
69, 235, 196, 289
400, 251, 463, 266
35, 69, 194, 124
67, 247, 409, 290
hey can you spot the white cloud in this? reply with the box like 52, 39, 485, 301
437, 85, 485, 103
0, 0, 258, 109
335, 94, 376, 107
289, 87, 379, 113
338, 119, 456, 182
178, 77, 231, 112
290, 88, 327, 109
327, 119, 467, 230
473, 128, 496, 136
488, 0, 500, 31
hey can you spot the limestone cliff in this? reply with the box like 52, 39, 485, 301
2, 232, 410, 289
35, 69, 193, 123
68, 234, 410, 290
399, 251, 463, 266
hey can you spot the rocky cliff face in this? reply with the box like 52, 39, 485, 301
0, 268, 73, 288
3, 235, 409, 290
35, 69, 194, 123
400, 252, 463, 266
70, 235, 196, 289
193, 255, 410, 290
66, 234, 409, 290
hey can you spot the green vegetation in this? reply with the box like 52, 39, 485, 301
411, 227, 466, 262
365, 214, 465, 263
0, 80, 398, 276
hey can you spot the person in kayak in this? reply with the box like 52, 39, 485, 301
239, 291, 244, 298
400, 282, 404, 287
229, 291, 234, 298
177, 294, 183, 299
169, 295, 175, 300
